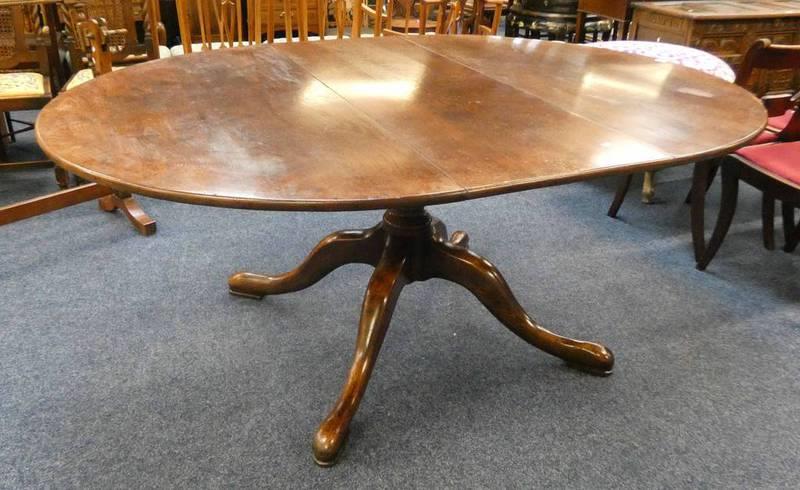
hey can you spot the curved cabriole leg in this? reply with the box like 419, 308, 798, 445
427, 240, 614, 375
697, 159, 739, 271
98, 192, 157, 236
229, 224, 386, 299
313, 245, 408, 466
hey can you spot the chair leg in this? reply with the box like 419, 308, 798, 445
690, 160, 713, 262
98, 192, 157, 236
762, 193, 775, 250
782, 202, 799, 253
574, 11, 586, 43
607, 174, 633, 218
54, 167, 70, 189
5, 112, 15, 143
642, 171, 656, 203
685, 159, 719, 204
697, 159, 739, 271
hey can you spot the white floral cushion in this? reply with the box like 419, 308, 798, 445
169, 42, 227, 56
64, 66, 125, 91
0, 72, 46, 99
590, 40, 735, 82
264, 33, 375, 44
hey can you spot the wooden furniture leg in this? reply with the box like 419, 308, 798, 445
313, 246, 407, 466
54, 166, 70, 189
685, 161, 719, 204
762, 193, 775, 250
697, 160, 739, 270
0, 183, 111, 226
98, 192, 157, 236
0, 160, 53, 171
229, 208, 614, 466
607, 174, 633, 218
782, 202, 799, 253
642, 170, 655, 203
690, 160, 712, 262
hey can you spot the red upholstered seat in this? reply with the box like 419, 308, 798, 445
736, 141, 800, 186
767, 109, 795, 131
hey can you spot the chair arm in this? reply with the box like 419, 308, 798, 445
763, 92, 795, 117
777, 108, 800, 142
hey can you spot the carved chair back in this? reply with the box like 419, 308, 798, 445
63, 0, 163, 67
76, 17, 122, 76
176, 0, 255, 53
736, 39, 800, 95
736, 39, 800, 141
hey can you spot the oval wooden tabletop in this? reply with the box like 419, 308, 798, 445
36, 35, 766, 211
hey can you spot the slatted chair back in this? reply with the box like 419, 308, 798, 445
176, 0, 252, 54
475, 0, 503, 35
353, 0, 447, 37
257, 0, 345, 43
574, 0, 631, 43
0, 4, 46, 71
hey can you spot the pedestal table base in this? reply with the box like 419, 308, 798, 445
228, 208, 614, 466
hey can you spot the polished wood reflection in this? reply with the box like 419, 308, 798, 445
36, 36, 765, 212
230, 209, 614, 465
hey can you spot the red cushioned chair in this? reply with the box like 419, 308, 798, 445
691, 39, 800, 269
697, 139, 800, 269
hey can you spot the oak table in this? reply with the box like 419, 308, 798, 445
35, 35, 765, 466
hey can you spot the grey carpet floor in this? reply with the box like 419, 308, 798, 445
1, 120, 799, 488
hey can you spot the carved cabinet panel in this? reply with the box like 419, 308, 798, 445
631, 0, 800, 92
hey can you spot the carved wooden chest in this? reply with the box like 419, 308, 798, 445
630, 0, 800, 92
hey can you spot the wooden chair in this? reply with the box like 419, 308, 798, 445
696, 39, 800, 269
351, 0, 387, 37
573, 0, 631, 44
0, 4, 55, 177
353, 0, 448, 37
0, 16, 156, 235
61, 0, 169, 71
257, 0, 347, 42
442, 0, 465, 34
173, 0, 256, 54
467, 0, 505, 35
